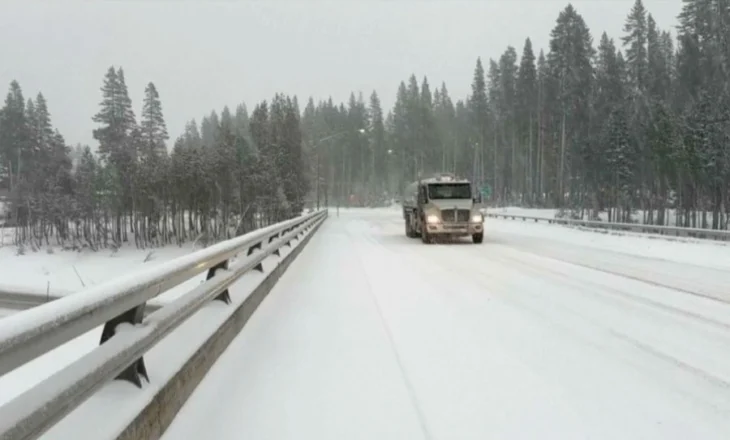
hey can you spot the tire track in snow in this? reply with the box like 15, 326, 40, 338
351, 223, 604, 439
361, 220, 730, 413
486, 247, 730, 334
417, 238, 730, 413
343, 225, 434, 440
489, 235, 730, 304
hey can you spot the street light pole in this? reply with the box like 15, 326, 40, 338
339, 143, 345, 217
335, 128, 365, 217
312, 129, 362, 216
315, 147, 321, 210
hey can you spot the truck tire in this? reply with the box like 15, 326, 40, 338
405, 214, 416, 238
472, 233, 483, 244
421, 228, 432, 244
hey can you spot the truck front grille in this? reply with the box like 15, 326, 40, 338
441, 209, 470, 223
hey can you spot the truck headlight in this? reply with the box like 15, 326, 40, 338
471, 214, 483, 223
426, 214, 440, 224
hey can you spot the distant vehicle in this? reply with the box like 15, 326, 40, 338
402, 173, 484, 244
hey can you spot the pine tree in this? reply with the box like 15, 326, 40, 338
0, 81, 28, 190
92, 66, 138, 243
419, 76, 439, 175
201, 112, 220, 148
116, 68, 136, 136
434, 82, 456, 173
234, 103, 250, 139
497, 46, 518, 201
622, 0, 649, 92
283, 96, 306, 214
391, 81, 410, 193
470, 58, 489, 191
141, 82, 169, 157
368, 90, 386, 201
547, 4, 595, 209
516, 38, 538, 203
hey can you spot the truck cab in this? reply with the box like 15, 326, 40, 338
403, 174, 484, 244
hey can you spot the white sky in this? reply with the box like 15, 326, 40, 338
1, 0, 682, 148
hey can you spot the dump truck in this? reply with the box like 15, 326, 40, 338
402, 173, 484, 244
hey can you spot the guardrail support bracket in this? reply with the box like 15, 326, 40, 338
207, 260, 231, 304
118, 358, 149, 389
247, 242, 262, 255
246, 243, 265, 272
100, 305, 149, 388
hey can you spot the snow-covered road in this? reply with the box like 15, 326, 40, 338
163, 209, 730, 440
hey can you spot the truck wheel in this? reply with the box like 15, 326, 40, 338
421, 229, 432, 244
405, 215, 417, 238
472, 233, 483, 244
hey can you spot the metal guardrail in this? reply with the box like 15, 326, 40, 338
483, 211, 730, 241
0, 287, 164, 314
0, 290, 165, 315
0, 209, 327, 439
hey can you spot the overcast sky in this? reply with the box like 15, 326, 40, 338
1, 0, 682, 148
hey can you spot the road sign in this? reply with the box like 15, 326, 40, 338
480, 184, 492, 199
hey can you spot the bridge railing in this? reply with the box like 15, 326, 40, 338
483, 211, 730, 241
0, 209, 327, 439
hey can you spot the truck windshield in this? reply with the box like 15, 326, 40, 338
428, 183, 471, 199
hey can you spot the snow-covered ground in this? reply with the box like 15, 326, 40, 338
164, 208, 730, 440
0, 240, 207, 303
485, 205, 730, 246
486, 214, 730, 273
487, 205, 726, 228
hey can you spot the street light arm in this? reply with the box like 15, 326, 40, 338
311, 127, 368, 213
314, 130, 349, 146
313, 128, 367, 147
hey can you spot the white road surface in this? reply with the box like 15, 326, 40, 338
162, 209, 730, 440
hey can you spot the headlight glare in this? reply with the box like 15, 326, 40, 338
471, 214, 483, 223
426, 214, 440, 224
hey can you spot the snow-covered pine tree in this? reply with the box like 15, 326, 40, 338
516, 38, 538, 205
0, 81, 29, 194
92, 66, 138, 244
368, 90, 387, 202
470, 58, 489, 194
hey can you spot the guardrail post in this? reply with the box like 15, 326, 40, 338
207, 260, 231, 304
247, 242, 265, 272
267, 232, 281, 256
270, 232, 283, 256
99, 305, 149, 388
